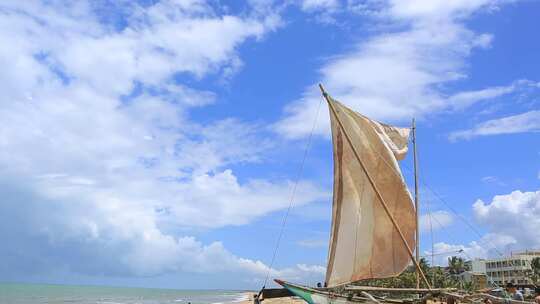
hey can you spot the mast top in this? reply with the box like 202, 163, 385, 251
318, 83, 328, 98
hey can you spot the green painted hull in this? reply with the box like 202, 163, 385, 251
274, 279, 361, 304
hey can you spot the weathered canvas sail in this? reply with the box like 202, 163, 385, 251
325, 96, 416, 287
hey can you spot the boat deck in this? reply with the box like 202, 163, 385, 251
241, 294, 450, 304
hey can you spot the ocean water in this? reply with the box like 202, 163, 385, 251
0, 283, 250, 304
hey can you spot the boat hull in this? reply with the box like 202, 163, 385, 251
274, 279, 358, 304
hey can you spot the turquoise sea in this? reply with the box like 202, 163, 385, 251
0, 283, 250, 304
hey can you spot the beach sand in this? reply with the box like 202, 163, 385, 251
239, 293, 449, 304
240, 293, 305, 304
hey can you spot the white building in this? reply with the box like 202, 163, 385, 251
471, 259, 486, 273
483, 251, 540, 285
458, 271, 488, 289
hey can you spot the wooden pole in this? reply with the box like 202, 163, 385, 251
412, 118, 420, 289
346, 286, 456, 293
318, 84, 432, 289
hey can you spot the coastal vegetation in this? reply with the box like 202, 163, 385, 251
530, 257, 540, 284
356, 257, 474, 291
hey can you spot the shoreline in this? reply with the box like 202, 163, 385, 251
239, 292, 305, 304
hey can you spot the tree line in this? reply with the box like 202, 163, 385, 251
354, 256, 540, 290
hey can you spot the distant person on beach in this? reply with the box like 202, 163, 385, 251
253, 292, 261, 304
505, 283, 524, 301
534, 287, 540, 304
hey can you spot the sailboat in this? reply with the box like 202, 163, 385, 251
268, 84, 429, 304
266, 85, 533, 304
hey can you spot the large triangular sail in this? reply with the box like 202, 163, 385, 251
325, 95, 416, 288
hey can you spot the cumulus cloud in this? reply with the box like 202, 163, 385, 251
428, 233, 516, 266
0, 0, 326, 283
426, 189, 540, 266
273, 0, 523, 139
0, 185, 325, 281
473, 190, 540, 249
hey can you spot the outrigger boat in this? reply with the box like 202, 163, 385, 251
259, 85, 534, 304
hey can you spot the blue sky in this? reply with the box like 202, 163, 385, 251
0, 0, 539, 290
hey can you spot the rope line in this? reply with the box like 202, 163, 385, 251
261, 97, 323, 289
417, 177, 504, 258
363, 121, 506, 259
259, 91, 503, 290
322, 96, 505, 282
427, 209, 500, 288
366, 124, 507, 258
426, 191, 435, 286
338, 112, 507, 263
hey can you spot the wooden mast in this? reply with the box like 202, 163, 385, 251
412, 118, 420, 289
318, 84, 431, 289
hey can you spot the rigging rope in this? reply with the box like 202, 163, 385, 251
317, 100, 505, 285
260, 97, 324, 290
417, 177, 505, 258
344, 115, 507, 272
426, 203, 501, 288
350, 106, 512, 287
405, 153, 504, 287
426, 191, 435, 286
259, 92, 504, 290
367, 123, 507, 258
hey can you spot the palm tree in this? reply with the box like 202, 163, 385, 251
531, 257, 540, 284
447, 256, 465, 275
359, 256, 465, 289
419, 257, 430, 276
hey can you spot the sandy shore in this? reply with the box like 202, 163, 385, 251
238, 293, 448, 304
240, 293, 305, 304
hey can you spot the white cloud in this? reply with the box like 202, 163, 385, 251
427, 233, 517, 266
428, 242, 481, 266
0, 1, 278, 98
428, 242, 476, 265
426, 190, 539, 266
481, 176, 506, 186
446, 83, 517, 111
295, 264, 326, 275
473, 190, 540, 249
419, 210, 453, 232
0, 187, 325, 283
482, 176, 497, 183
0, 0, 325, 283
168, 170, 328, 228
449, 110, 540, 141
273, 0, 519, 139
300, 0, 339, 12
387, 0, 498, 20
